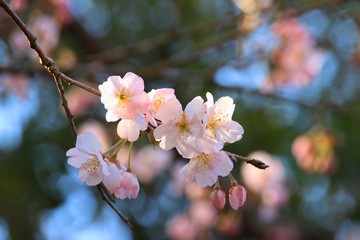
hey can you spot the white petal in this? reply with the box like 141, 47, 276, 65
214, 96, 235, 119
127, 127, 140, 142
86, 173, 102, 186
123, 72, 145, 93
78, 168, 90, 182
189, 119, 204, 137
67, 156, 87, 167
180, 159, 197, 182
213, 151, 233, 176
102, 165, 123, 193
135, 114, 148, 130
76, 132, 103, 153
217, 121, 244, 143
108, 75, 123, 91
106, 111, 120, 122
195, 171, 217, 187
153, 124, 178, 150
185, 96, 204, 119
157, 98, 182, 123
66, 148, 87, 158
117, 119, 140, 142
205, 92, 214, 109
196, 133, 223, 154
176, 138, 201, 159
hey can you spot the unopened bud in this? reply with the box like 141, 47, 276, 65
229, 185, 246, 210
210, 189, 226, 210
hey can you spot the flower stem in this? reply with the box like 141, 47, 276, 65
214, 178, 221, 190
127, 142, 134, 172
229, 173, 238, 186
104, 139, 126, 156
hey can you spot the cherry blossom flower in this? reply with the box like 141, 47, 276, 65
116, 171, 140, 199
98, 73, 150, 121
229, 184, 247, 210
210, 189, 226, 210
146, 88, 176, 126
180, 151, 233, 187
154, 96, 205, 158
102, 163, 126, 196
199, 92, 244, 153
66, 132, 110, 186
117, 115, 148, 142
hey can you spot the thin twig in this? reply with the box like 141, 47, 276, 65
0, 0, 100, 96
87, 16, 238, 64
53, 76, 78, 144
226, 151, 269, 170
96, 184, 133, 230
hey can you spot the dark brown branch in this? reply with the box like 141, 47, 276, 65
53, 76, 78, 145
226, 151, 269, 170
96, 184, 133, 231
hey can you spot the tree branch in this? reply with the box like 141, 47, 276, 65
53, 76, 77, 144
0, 0, 131, 229
0, 0, 100, 96
226, 151, 269, 170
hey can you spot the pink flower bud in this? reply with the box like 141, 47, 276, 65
210, 189, 226, 210
117, 172, 140, 199
229, 185, 247, 210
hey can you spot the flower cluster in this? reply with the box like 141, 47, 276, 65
66, 72, 247, 209
292, 125, 337, 175
66, 132, 139, 199
263, 18, 324, 90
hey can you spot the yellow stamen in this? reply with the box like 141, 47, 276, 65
206, 116, 222, 136
152, 97, 165, 112
116, 90, 130, 105
197, 153, 213, 173
176, 112, 191, 134
81, 157, 100, 176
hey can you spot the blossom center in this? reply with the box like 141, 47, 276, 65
197, 153, 213, 173
116, 90, 131, 104
152, 97, 165, 111
81, 157, 101, 176
176, 112, 190, 134
206, 116, 221, 135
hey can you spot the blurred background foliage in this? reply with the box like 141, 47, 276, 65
1, 0, 360, 239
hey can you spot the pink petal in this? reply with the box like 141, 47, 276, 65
157, 98, 182, 123
153, 124, 178, 150
105, 111, 120, 122
123, 72, 144, 93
